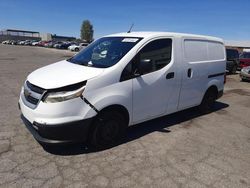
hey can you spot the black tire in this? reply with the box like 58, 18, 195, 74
89, 110, 127, 150
75, 48, 79, 52
199, 89, 217, 114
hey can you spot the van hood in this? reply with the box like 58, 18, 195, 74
27, 60, 104, 89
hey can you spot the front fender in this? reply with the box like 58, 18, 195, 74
84, 81, 133, 124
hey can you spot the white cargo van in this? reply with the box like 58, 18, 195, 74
19, 32, 226, 148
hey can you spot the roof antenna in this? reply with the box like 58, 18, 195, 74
127, 23, 134, 33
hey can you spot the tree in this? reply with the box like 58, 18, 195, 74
80, 20, 94, 43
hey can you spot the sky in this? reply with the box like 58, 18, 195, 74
0, 0, 249, 40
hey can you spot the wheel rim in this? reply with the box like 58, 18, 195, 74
100, 119, 119, 142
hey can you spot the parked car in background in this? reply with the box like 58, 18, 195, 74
1, 40, 10, 44
7, 40, 13, 44
68, 42, 88, 51
37, 41, 49, 47
240, 66, 250, 81
44, 41, 56, 48
226, 49, 239, 74
24, 40, 32, 45
53, 41, 64, 48
32, 41, 40, 46
56, 42, 72, 49
11, 40, 18, 45
18, 40, 25, 45
239, 52, 250, 69
68, 44, 77, 51
19, 40, 28, 45
68, 43, 77, 51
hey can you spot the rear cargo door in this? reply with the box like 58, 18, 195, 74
178, 39, 208, 110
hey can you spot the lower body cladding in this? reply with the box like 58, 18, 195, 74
19, 96, 97, 145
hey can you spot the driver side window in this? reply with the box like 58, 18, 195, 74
137, 38, 172, 74
120, 38, 172, 81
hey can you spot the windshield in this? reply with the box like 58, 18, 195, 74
67, 37, 142, 68
240, 52, 250, 59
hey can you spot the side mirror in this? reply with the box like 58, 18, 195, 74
138, 59, 152, 74
133, 59, 152, 78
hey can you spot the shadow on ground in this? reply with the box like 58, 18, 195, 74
43, 101, 229, 155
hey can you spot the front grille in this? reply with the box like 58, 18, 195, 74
26, 81, 45, 94
26, 95, 39, 105
22, 81, 46, 109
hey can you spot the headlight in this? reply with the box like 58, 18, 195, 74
44, 86, 85, 103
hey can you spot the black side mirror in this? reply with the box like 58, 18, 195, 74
133, 58, 152, 78
138, 59, 152, 75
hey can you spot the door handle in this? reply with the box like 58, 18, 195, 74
187, 68, 192, 78
166, 72, 175, 79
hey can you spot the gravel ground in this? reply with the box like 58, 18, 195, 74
0, 44, 250, 188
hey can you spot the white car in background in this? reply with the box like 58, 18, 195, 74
19, 40, 26, 45
240, 66, 250, 81
1, 40, 10, 44
32, 41, 40, 46
68, 43, 88, 52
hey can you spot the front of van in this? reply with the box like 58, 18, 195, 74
19, 35, 142, 144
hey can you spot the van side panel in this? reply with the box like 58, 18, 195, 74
178, 39, 209, 110
206, 41, 226, 93
178, 39, 225, 110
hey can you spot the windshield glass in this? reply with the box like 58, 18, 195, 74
68, 37, 142, 68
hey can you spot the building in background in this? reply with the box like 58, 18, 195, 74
40, 33, 51, 41
0, 28, 76, 42
225, 40, 250, 52
0, 29, 40, 42
41, 33, 76, 41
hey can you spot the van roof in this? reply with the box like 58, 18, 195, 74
106, 31, 224, 43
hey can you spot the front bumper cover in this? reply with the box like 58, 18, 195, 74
21, 114, 93, 145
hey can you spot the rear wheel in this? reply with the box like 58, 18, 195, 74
199, 88, 217, 114
89, 110, 127, 150
75, 48, 79, 52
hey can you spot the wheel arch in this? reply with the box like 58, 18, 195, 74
207, 85, 218, 94
202, 84, 219, 103
98, 104, 130, 126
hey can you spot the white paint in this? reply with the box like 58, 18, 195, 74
19, 31, 226, 128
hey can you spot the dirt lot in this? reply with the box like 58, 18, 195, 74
0, 44, 250, 188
